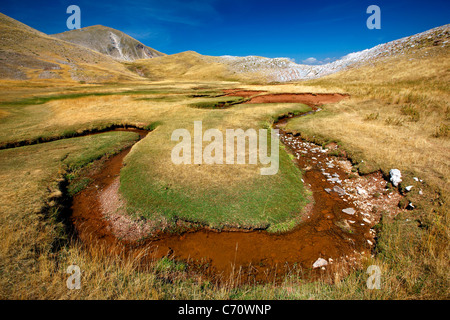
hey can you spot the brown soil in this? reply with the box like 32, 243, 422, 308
70, 94, 403, 285
223, 89, 267, 97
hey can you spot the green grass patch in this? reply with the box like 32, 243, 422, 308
188, 96, 247, 109
120, 129, 309, 231
0, 89, 191, 107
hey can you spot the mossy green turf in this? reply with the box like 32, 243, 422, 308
119, 102, 312, 231
0, 131, 140, 175
121, 141, 309, 230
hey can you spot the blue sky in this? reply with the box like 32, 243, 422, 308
1, 0, 449, 64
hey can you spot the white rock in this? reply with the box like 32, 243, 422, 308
333, 186, 346, 196
405, 185, 413, 191
389, 169, 402, 187
342, 208, 356, 215
356, 187, 367, 195
312, 258, 328, 269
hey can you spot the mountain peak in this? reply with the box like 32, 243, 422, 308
52, 25, 165, 61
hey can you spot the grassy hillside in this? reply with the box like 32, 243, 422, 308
127, 51, 251, 82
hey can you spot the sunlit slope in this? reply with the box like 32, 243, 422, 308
127, 51, 256, 82
0, 13, 143, 82
52, 25, 165, 61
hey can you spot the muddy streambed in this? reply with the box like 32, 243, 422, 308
70, 93, 402, 284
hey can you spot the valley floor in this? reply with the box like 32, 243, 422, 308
0, 79, 448, 299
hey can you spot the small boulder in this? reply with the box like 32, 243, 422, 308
356, 187, 367, 195
389, 169, 402, 187
333, 186, 346, 196
342, 208, 356, 215
313, 258, 328, 269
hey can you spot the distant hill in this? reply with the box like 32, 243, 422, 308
127, 51, 242, 81
0, 13, 145, 82
217, 24, 450, 82
52, 25, 165, 61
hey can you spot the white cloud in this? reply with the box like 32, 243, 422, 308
301, 57, 337, 65
302, 57, 318, 64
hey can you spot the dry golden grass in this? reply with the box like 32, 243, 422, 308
0, 131, 141, 299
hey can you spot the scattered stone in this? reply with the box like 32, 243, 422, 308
324, 188, 332, 194
342, 208, 356, 215
356, 187, 367, 195
313, 258, 328, 269
419, 190, 423, 195
405, 185, 413, 192
413, 177, 419, 182
333, 186, 346, 196
367, 240, 373, 246
389, 169, 402, 187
